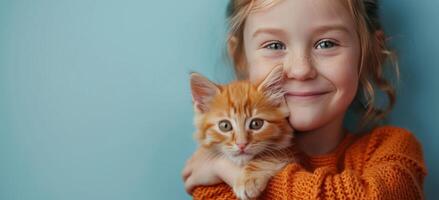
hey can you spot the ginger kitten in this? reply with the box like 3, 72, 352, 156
190, 66, 296, 200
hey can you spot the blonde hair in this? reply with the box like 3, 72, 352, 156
225, 0, 399, 129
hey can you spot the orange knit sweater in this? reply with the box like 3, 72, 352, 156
192, 126, 427, 199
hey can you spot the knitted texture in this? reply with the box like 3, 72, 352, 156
192, 126, 427, 199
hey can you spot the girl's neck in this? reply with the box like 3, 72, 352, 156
295, 115, 346, 156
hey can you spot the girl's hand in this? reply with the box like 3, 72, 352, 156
182, 148, 223, 194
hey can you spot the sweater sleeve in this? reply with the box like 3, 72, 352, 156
192, 126, 427, 200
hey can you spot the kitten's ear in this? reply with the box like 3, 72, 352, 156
190, 73, 220, 113
257, 65, 286, 105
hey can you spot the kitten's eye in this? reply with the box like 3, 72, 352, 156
218, 120, 233, 132
315, 40, 337, 49
263, 41, 286, 50
249, 118, 264, 130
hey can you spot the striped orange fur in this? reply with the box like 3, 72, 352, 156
190, 66, 296, 200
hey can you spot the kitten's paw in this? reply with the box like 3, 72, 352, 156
233, 176, 267, 200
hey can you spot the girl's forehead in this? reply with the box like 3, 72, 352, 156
245, 0, 355, 37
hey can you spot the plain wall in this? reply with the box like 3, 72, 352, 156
0, 0, 437, 199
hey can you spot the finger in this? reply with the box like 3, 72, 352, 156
184, 176, 196, 195
181, 163, 192, 182
182, 169, 192, 182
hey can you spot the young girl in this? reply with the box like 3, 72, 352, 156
183, 0, 427, 199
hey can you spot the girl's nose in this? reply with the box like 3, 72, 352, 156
284, 53, 317, 81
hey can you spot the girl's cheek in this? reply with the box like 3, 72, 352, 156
249, 59, 282, 84
248, 55, 283, 85
316, 54, 359, 95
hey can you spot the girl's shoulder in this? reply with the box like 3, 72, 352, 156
347, 125, 424, 159
362, 125, 420, 143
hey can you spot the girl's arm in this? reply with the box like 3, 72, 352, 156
215, 158, 241, 187
192, 126, 427, 200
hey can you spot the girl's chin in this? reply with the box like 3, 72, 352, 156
288, 115, 323, 132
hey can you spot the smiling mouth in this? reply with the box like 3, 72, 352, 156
285, 91, 332, 100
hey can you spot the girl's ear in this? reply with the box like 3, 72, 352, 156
190, 73, 220, 113
257, 65, 286, 105
227, 36, 248, 79
227, 35, 238, 59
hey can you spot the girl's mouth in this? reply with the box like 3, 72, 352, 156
285, 91, 332, 100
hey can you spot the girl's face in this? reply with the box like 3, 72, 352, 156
243, 0, 360, 131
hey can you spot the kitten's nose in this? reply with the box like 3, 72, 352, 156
237, 143, 248, 151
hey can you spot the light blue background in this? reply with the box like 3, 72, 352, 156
0, 0, 437, 199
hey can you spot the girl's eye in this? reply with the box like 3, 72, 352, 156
218, 120, 233, 132
263, 41, 286, 50
249, 118, 264, 130
316, 40, 337, 49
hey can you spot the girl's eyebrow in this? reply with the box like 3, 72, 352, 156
312, 24, 351, 35
252, 25, 351, 39
252, 28, 288, 38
